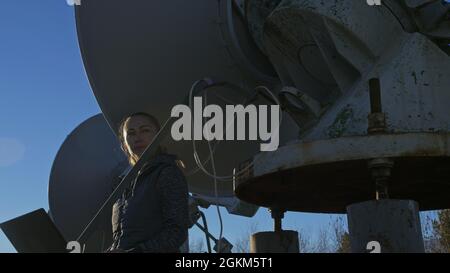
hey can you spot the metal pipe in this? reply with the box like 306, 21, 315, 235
369, 78, 382, 113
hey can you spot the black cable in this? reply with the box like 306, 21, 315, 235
199, 211, 213, 253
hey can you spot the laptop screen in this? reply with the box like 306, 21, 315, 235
0, 208, 68, 253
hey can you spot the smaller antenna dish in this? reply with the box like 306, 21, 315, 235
48, 114, 129, 252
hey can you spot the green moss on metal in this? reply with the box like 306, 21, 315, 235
327, 105, 354, 138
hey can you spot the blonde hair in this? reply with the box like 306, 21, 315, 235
118, 112, 165, 165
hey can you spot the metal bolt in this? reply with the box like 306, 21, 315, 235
368, 158, 394, 200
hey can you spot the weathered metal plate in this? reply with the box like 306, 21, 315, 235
235, 133, 450, 213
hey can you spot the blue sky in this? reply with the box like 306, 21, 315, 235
0, 0, 396, 253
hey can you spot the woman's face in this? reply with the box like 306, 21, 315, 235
123, 115, 158, 159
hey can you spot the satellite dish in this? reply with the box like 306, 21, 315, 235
48, 113, 260, 253
48, 114, 129, 252
75, 0, 282, 197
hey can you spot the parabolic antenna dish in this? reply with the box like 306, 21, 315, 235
48, 114, 129, 251
75, 0, 282, 197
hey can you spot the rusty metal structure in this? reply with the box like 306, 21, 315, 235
234, 0, 450, 252
49, 0, 450, 253
4, 0, 449, 253
236, 0, 450, 211
73, 0, 449, 252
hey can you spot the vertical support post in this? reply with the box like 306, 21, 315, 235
249, 208, 299, 253
347, 200, 425, 253
250, 231, 299, 253
270, 208, 284, 233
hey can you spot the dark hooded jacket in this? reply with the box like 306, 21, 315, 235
110, 153, 189, 252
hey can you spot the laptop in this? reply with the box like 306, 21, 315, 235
0, 208, 68, 253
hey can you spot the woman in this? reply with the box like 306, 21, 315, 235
107, 112, 189, 253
